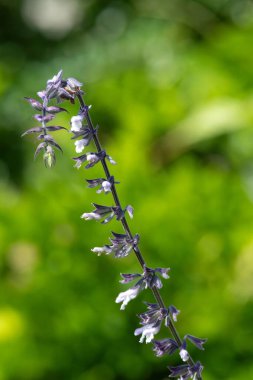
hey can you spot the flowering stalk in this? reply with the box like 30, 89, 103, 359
23, 71, 207, 380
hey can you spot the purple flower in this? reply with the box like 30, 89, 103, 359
168, 364, 190, 378
66, 77, 83, 91
45, 69, 63, 99
168, 305, 180, 322
91, 232, 139, 258
73, 151, 115, 169
119, 273, 142, 284
134, 303, 168, 344
168, 361, 203, 379
86, 176, 119, 194
153, 338, 179, 357
184, 335, 207, 351
143, 266, 170, 289
82, 204, 134, 225
138, 303, 168, 326
81, 204, 125, 224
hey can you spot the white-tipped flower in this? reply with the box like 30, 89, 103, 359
81, 212, 101, 220
126, 205, 134, 219
71, 115, 83, 132
115, 287, 140, 310
86, 153, 98, 164
134, 323, 160, 344
91, 246, 112, 256
75, 139, 88, 153
101, 180, 112, 193
107, 155, 116, 165
180, 348, 189, 362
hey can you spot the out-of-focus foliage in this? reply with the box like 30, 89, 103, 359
1, 0, 253, 379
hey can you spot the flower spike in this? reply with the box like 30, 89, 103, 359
23, 70, 206, 380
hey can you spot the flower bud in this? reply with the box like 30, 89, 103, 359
43, 145, 56, 168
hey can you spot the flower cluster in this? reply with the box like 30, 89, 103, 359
23, 70, 207, 380
134, 303, 168, 343
115, 266, 170, 310
92, 231, 139, 258
153, 333, 207, 365
81, 203, 133, 224
168, 361, 203, 379
23, 70, 82, 167
86, 176, 119, 194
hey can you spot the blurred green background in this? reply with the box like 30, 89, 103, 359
1, 0, 253, 379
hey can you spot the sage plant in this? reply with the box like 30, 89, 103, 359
23, 70, 207, 379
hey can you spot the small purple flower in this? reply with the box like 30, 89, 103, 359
81, 204, 125, 224
134, 303, 168, 343
45, 69, 63, 100
168, 361, 203, 379
46, 70, 63, 89
168, 305, 180, 322
119, 273, 142, 284
185, 335, 207, 351
152, 338, 179, 357
66, 77, 83, 91
143, 266, 170, 289
73, 151, 115, 169
168, 364, 190, 378
116, 266, 170, 308
86, 176, 119, 194
81, 203, 131, 224
138, 303, 168, 326
91, 232, 139, 258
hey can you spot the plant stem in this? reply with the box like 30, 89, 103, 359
76, 92, 202, 379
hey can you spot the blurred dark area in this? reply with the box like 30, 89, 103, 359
0, 1, 253, 379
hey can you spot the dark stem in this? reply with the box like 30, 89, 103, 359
76, 92, 202, 378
